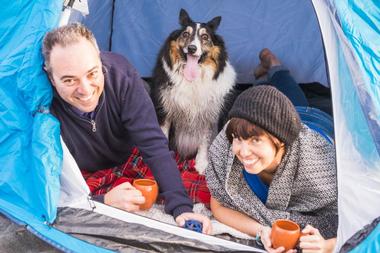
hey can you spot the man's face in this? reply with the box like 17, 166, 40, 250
48, 38, 104, 112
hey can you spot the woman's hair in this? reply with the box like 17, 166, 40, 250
226, 117, 284, 151
42, 23, 99, 73
228, 85, 302, 146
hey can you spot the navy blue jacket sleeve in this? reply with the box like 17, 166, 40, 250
118, 58, 193, 218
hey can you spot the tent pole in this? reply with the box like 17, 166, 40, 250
108, 0, 116, 51
59, 0, 76, 27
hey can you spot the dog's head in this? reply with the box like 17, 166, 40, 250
163, 9, 227, 81
177, 9, 221, 58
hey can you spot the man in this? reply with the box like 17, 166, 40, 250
42, 23, 211, 233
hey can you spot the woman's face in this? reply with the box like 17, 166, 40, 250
232, 134, 281, 174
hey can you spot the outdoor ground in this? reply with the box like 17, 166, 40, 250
0, 214, 60, 253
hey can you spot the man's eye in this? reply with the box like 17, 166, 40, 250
88, 71, 98, 80
63, 79, 75, 86
182, 32, 190, 38
201, 34, 209, 40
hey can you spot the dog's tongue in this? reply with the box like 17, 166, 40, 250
184, 55, 200, 82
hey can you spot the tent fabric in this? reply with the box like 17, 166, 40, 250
70, 0, 328, 86
87, 200, 263, 252
348, 224, 380, 253
1, 0, 380, 252
312, 0, 380, 250
335, 0, 380, 158
296, 106, 334, 144
57, 137, 264, 251
0, 2, 266, 250
339, 216, 380, 253
336, 0, 380, 154
54, 207, 262, 253
0, 1, 122, 252
0, 198, 114, 253
0, 0, 62, 225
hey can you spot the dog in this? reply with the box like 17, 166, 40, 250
151, 9, 236, 174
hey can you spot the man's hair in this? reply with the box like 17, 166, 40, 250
226, 117, 284, 151
42, 23, 99, 73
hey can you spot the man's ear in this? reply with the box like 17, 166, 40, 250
43, 66, 55, 86
179, 9, 193, 27
206, 16, 221, 32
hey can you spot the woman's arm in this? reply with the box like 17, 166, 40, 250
210, 197, 262, 236
211, 197, 297, 253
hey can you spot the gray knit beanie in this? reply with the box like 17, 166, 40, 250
228, 85, 301, 146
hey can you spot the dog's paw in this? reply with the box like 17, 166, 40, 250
195, 156, 208, 175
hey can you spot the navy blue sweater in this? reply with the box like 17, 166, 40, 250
51, 52, 193, 218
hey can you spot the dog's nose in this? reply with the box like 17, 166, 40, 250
187, 45, 197, 55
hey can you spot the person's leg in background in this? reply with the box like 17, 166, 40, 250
254, 49, 334, 141
254, 48, 309, 107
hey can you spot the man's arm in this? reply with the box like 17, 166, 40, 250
116, 56, 193, 218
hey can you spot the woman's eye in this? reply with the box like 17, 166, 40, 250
233, 137, 242, 143
201, 34, 209, 40
182, 32, 190, 38
251, 138, 261, 143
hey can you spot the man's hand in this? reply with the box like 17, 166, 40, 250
261, 226, 297, 253
175, 212, 212, 235
104, 182, 145, 212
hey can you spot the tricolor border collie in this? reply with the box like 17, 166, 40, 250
151, 9, 236, 174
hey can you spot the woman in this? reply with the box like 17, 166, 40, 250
205, 49, 337, 253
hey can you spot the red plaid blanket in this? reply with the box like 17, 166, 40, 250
81, 147, 210, 206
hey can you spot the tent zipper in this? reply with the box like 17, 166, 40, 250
87, 195, 96, 211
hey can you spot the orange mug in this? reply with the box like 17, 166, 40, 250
270, 219, 301, 251
132, 179, 159, 210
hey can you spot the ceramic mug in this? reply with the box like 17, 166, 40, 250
132, 179, 158, 210
270, 219, 301, 251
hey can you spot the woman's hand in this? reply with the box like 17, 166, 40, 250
175, 212, 212, 234
299, 225, 336, 253
260, 226, 296, 253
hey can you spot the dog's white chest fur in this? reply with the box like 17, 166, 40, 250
161, 59, 235, 121
159, 58, 236, 174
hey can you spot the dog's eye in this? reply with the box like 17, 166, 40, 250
201, 34, 209, 40
182, 32, 190, 38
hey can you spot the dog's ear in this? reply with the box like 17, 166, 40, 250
206, 16, 222, 31
179, 9, 193, 27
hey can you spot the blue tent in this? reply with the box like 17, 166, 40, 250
0, 0, 379, 252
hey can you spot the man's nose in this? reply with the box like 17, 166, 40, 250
77, 78, 92, 94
